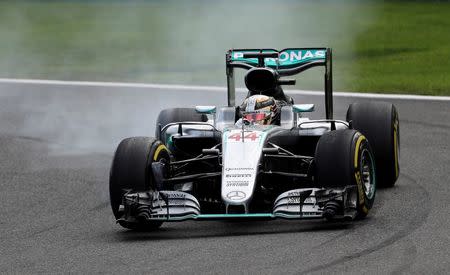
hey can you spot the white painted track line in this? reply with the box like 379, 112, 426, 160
0, 78, 449, 101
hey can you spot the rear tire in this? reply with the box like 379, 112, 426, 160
155, 108, 207, 137
109, 137, 170, 230
315, 130, 376, 218
347, 102, 400, 187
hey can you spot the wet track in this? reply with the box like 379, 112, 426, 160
0, 81, 449, 274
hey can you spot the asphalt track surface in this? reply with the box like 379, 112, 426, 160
0, 81, 449, 274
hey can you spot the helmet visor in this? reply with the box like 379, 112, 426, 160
243, 111, 270, 124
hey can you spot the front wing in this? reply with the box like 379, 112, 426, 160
117, 187, 359, 223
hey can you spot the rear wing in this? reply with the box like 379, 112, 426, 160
225, 48, 333, 119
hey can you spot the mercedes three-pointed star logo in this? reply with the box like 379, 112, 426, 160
226, 191, 246, 200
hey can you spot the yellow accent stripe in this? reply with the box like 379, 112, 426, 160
153, 144, 167, 161
354, 135, 366, 168
394, 123, 399, 178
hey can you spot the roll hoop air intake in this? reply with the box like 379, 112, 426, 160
243, 52, 296, 96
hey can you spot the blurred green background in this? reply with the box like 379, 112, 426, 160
0, 0, 449, 95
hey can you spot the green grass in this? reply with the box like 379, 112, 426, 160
0, 1, 449, 95
351, 2, 450, 95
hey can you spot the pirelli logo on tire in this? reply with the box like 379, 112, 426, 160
354, 135, 366, 169
354, 134, 366, 207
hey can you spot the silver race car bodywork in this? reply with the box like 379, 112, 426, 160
111, 47, 395, 229
119, 108, 359, 223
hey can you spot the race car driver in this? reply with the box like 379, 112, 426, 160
235, 94, 286, 126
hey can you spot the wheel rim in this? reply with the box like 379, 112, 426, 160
152, 147, 170, 190
360, 148, 376, 199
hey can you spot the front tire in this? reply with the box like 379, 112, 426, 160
109, 137, 170, 230
315, 129, 376, 218
347, 102, 400, 187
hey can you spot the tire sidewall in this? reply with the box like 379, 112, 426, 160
352, 132, 376, 217
347, 102, 399, 187
147, 140, 171, 190
392, 105, 400, 183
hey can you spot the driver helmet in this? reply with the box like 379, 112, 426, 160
240, 95, 278, 125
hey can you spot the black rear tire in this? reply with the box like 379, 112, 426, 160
155, 108, 207, 137
315, 129, 376, 218
109, 137, 170, 230
347, 102, 399, 187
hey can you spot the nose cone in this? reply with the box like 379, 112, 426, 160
221, 129, 265, 209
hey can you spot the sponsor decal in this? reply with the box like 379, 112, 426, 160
288, 191, 307, 196
354, 135, 366, 168
225, 167, 254, 171
167, 193, 186, 199
354, 135, 366, 206
157, 193, 187, 206
287, 197, 314, 204
231, 49, 326, 68
226, 181, 249, 187
228, 132, 259, 142
226, 191, 246, 201
226, 174, 251, 178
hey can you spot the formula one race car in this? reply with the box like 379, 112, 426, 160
109, 48, 400, 230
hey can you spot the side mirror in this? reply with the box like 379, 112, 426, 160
292, 104, 314, 127
293, 104, 315, 113
195, 106, 216, 114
